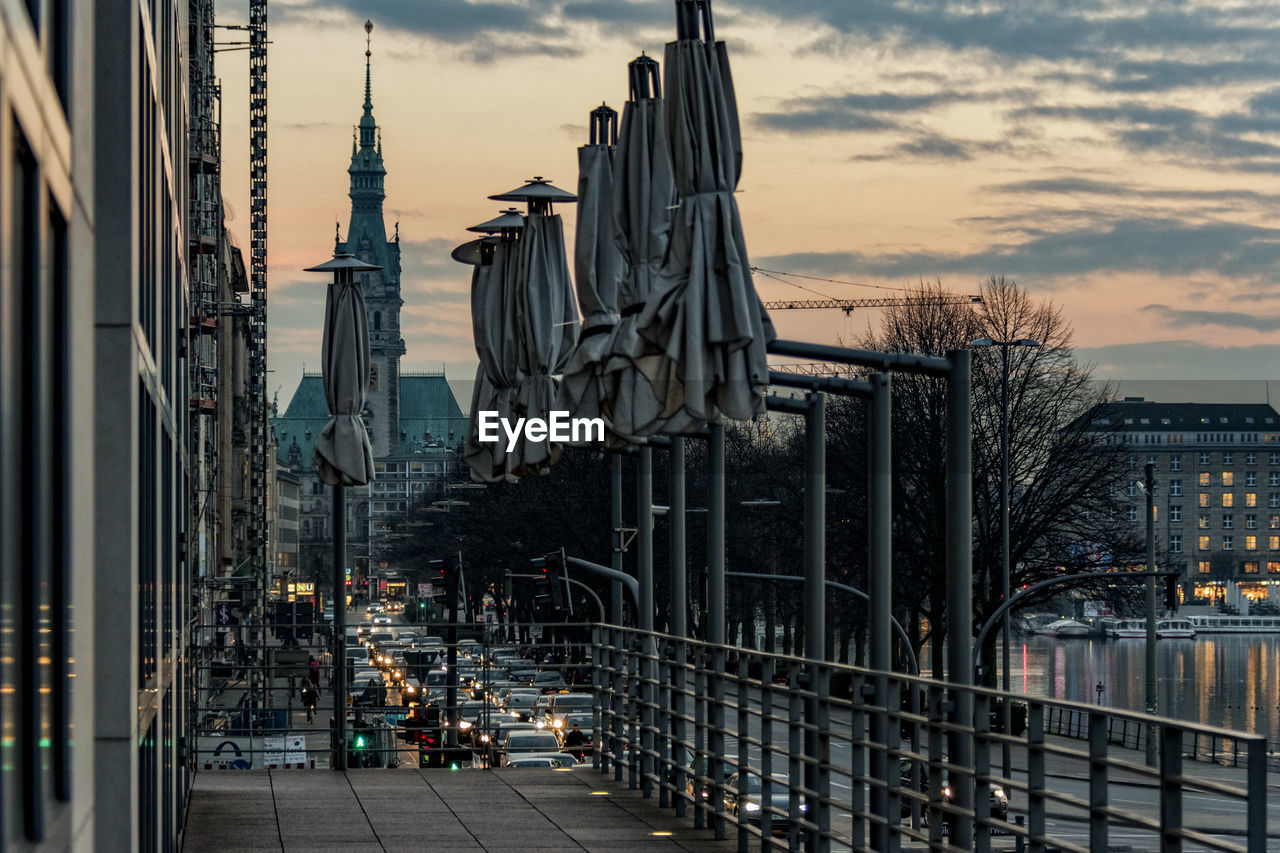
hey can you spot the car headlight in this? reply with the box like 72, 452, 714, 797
991, 787, 1005, 799
799, 803, 807, 812
459, 720, 472, 730
535, 721, 545, 729
481, 734, 490, 743
394, 671, 402, 680
552, 720, 563, 728
942, 786, 953, 799
405, 684, 415, 693
745, 802, 760, 812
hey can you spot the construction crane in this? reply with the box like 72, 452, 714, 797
762, 294, 983, 314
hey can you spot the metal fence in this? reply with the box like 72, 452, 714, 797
592, 625, 1270, 853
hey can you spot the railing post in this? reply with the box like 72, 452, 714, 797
674, 637, 688, 818
788, 661, 803, 852
658, 639, 671, 808
1028, 703, 1045, 853
712, 645, 727, 840
612, 625, 625, 781
815, 666, 832, 853
974, 690, 992, 853
736, 655, 749, 853
762, 656, 777, 845
1247, 736, 1266, 853
1160, 724, 1182, 853
945, 349, 974, 849
927, 685, 946, 848
869, 372, 893, 853
592, 626, 602, 772
1088, 709, 1108, 852
693, 649, 707, 830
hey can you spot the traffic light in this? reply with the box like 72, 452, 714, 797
348, 727, 370, 768
547, 548, 573, 616
530, 556, 553, 614
1165, 575, 1180, 611
427, 559, 447, 601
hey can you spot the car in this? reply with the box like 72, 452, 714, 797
898, 760, 1009, 822
503, 752, 580, 768
372, 614, 393, 626
503, 693, 539, 721
500, 731, 565, 766
724, 772, 806, 831
356, 622, 373, 639
532, 671, 567, 693
542, 693, 594, 730
350, 670, 387, 707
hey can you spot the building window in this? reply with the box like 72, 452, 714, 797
1245, 560, 1260, 572
1247, 514, 1258, 529
1223, 493, 1235, 508
1247, 536, 1258, 551
1223, 514, 1234, 529
1270, 473, 1279, 487
1198, 514, 1210, 529
1199, 493, 1211, 508
1222, 472, 1234, 486
1147, 455, 1158, 467
1271, 452, 1280, 466
1128, 455, 1137, 471
1169, 480, 1182, 496
1199, 472, 1211, 486
1224, 535, 1234, 550
1127, 506, 1138, 522
1247, 471, 1258, 486
1270, 561, 1280, 573
1200, 452, 1211, 465
1273, 536, 1280, 551
1224, 452, 1235, 465
1247, 452, 1258, 465
1171, 455, 1182, 471
1199, 535, 1211, 550
1246, 493, 1257, 507
1198, 561, 1212, 574
1170, 505, 1182, 522
1272, 494, 1280, 508
1170, 535, 1182, 553
1127, 482, 1138, 497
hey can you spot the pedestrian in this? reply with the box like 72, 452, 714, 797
308, 654, 321, 687
301, 683, 318, 723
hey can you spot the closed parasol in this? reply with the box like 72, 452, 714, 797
638, 0, 774, 424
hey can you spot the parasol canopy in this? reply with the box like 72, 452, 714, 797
308, 252, 379, 486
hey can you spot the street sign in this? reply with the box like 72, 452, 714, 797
419, 583, 432, 598
215, 603, 231, 626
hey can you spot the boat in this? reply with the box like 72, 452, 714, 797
1036, 618, 1090, 637
1104, 618, 1196, 639
1185, 614, 1280, 634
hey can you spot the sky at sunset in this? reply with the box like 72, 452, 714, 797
215, 0, 1280, 413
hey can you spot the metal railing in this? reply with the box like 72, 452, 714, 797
593, 625, 1270, 852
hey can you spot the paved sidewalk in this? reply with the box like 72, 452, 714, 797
181, 767, 740, 853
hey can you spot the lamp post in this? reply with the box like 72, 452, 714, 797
970, 336, 1039, 781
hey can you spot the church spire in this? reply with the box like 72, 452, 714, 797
349, 18, 386, 215
363, 20, 373, 116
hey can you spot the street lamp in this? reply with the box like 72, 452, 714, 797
970, 336, 1039, 781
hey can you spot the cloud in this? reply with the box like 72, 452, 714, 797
1076, 341, 1280, 380
1141, 304, 1280, 333
757, 217, 1280, 283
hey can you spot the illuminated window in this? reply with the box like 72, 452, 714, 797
1198, 514, 1210, 529
1245, 560, 1260, 573
1199, 535, 1211, 550
1222, 472, 1234, 486
1223, 493, 1235, 508
1224, 535, 1234, 550
1199, 493, 1211, 508
1199, 472, 1212, 486
1198, 561, 1212, 574
1170, 535, 1181, 553
1270, 561, 1280, 573
1273, 536, 1280, 551
1247, 535, 1258, 551
1271, 515, 1279, 529
1246, 493, 1258, 507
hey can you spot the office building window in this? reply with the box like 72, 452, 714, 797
1127, 506, 1138, 522
1272, 452, 1280, 465
1224, 535, 1234, 550
1171, 455, 1182, 471
1273, 536, 1280, 551
1199, 472, 1211, 486
1270, 472, 1279, 487
1247, 536, 1258, 551
1147, 454, 1158, 467
1200, 452, 1212, 465
1198, 561, 1212, 574
1128, 455, 1137, 471
1170, 535, 1181, 553
1127, 482, 1138, 497
1199, 493, 1211, 508
1246, 493, 1257, 507
1169, 480, 1182, 496
1272, 494, 1280, 508
1270, 561, 1280, 573
1223, 493, 1235, 508
1222, 471, 1235, 486
1199, 535, 1211, 551
1247, 471, 1258, 486
1247, 453, 1258, 465
1247, 514, 1258, 529
1224, 452, 1235, 465
1198, 514, 1209, 529
1170, 505, 1181, 522
1245, 560, 1260, 572
1223, 514, 1234, 529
